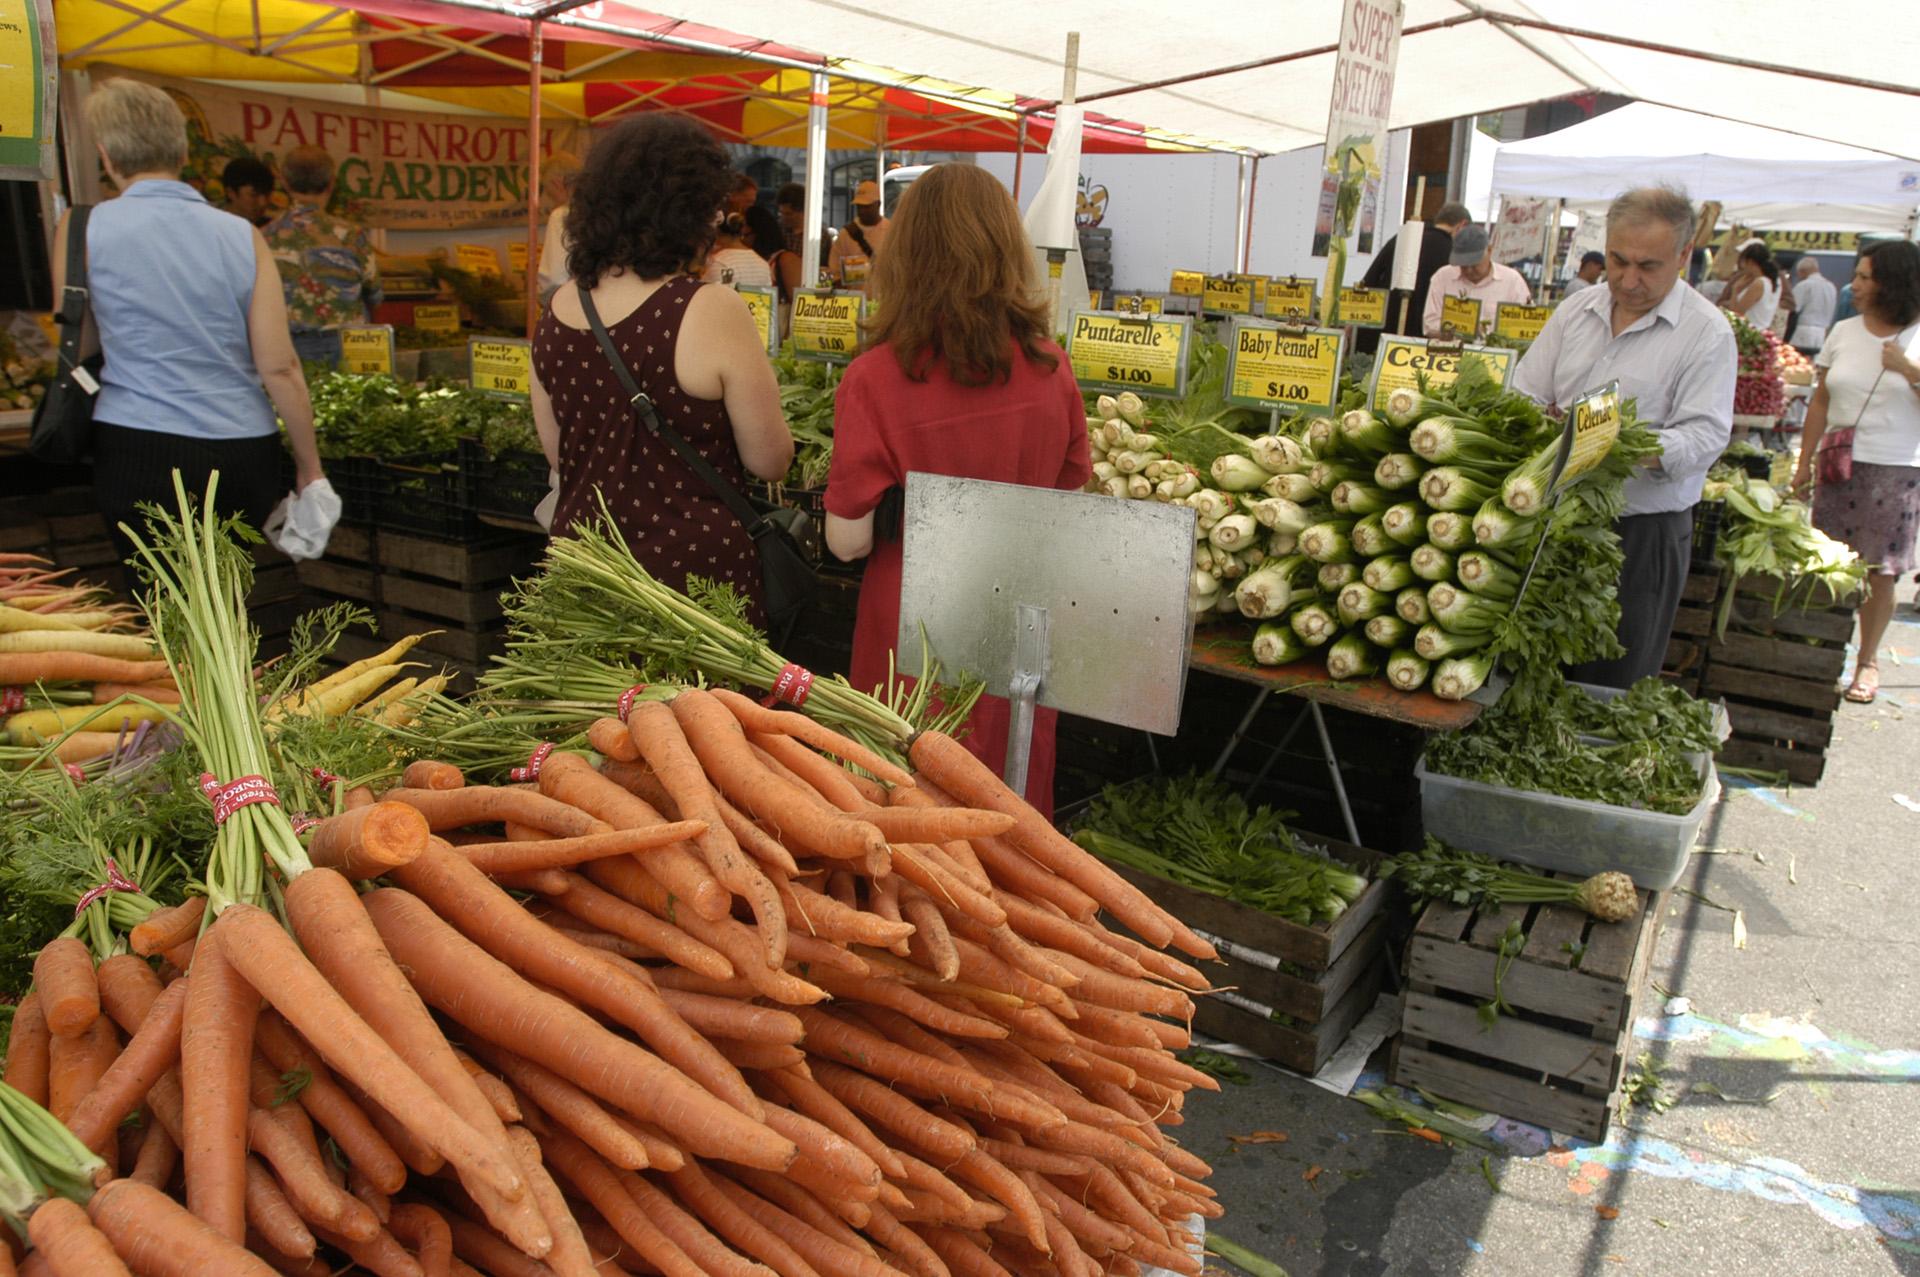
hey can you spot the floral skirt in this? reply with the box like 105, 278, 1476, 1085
1811, 460, 1920, 575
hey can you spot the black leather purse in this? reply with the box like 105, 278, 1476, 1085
30, 205, 102, 465
578, 284, 817, 628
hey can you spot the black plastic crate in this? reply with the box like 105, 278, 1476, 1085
460, 439, 550, 522
1737, 453, 1773, 480
328, 456, 383, 526
1691, 498, 1725, 569
373, 454, 476, 541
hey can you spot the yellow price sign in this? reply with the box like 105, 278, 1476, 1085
736, 285, 778, 354
455, 243, 501, 277
337, 325, 394, 376
1066, 311, 1191, 398
469, 338, 533, 401
1494, 302, 1555, 344
1106, 295, 1163, 316
1169, 270, 1205, 297
413, 303, 460, 335
1335, 286, 1388, 328
1265, 277, 1317, 321
1241, 274, 1268, 304
1088, 289, 1104, 311
1224, 322, 1344, 414
1369, 337, 1515, 413
1439, 294, 1483, 338
1202, 275, 1255, 314
790, 291, 863, 363
507, 239, 529, 277
1557, 381, 1622, 491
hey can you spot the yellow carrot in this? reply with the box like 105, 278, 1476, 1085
0, 604, 119, 633
377, 674, 450, 727
8, 702, 172, 744
274, 634, 431, 717
304, 664, 414, 719
359, 677, 419, 715
0, 631, 157, 660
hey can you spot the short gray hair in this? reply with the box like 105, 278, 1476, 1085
1432, 201, 1472, 229
1796, 256, 1822, 276
281, 145, 336, 196
1607, 186, 1696, 255
87, 79, 188, 178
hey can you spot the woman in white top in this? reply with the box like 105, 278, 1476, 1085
701, 214, 772, 288
536, 152, 583, 303
1724, 241, 1781, 330
1791, 240, 1920, 703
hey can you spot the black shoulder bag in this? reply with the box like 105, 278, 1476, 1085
30, 206, 102, 465
578, 283, 817, 628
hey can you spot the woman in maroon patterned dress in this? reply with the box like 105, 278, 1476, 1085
531, 116, 792, 621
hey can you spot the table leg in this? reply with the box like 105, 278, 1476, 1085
1209, 686, 1273, 778
1248, 700, 1314, 792
1309, 700, 1362, 845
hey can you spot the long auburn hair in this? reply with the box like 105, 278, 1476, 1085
864, 164, 1058, 386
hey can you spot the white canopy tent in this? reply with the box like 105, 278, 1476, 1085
1490, 103, 1920, 233
640, 0, 1920, 159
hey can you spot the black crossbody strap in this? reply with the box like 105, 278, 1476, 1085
55, 206, 92, 362
577, 283, 770, 538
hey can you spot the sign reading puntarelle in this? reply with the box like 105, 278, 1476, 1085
1368, 336, 1514, 412
413, 304, 460, 335
1225, 321, 1345, 414
790, 291, 864, 363
1169, 270, 1205, 297
338, 325, 395, 376
1335, 286, 1387, 328
1066, 311, 1192, 398
1555, 380, 1622, 492
736, 285, 778, 355
1493, 302, 1554, 344
455, 243, 500, 277
1202, 275, 1255, 315
469, 338, 533, 401
1439, 294, 1482, 338
1265, 277, 1317, 320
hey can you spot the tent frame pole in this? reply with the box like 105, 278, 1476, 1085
1012, 114, 1028, 202
525, 18, 543, 337
803, 71, 829, 288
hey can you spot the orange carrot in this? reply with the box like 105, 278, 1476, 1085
388, 1204, 454, 1277
535, 869, 734, 981
888, 846, 1004, 929
749, 730, 868, 812
775, 877, 913, 949
970, 836, 1098, 920
346, 1166, 392, 1223
304, 802, 431, 878
212, 903, 523, 1204
500, 1126, 600, 1277
989, 890, 1145, 978
757, 1105, 881, 1187
48, 1017, 118, 1134
253, 1013, 407, 1195
899, 888, 957, 981
244, 1157, 317, 1259
805, 1061, 976, 1164
540, 752, 730, 922
66, 978, 188, 1157
759, 1068, 907, 1181
536, 1127, 705, 1277
247, 1105, 377, 1241
622, 1170, 765, 1277
652, 988, 802, 1045
454, 821, 708, 875
0, 653, 170, 684
310, 1221, 428, 1277
949, 1150, 1050, 1252
2, 993, 49, 1105
129, 1119, 178, 1189
33, 938, 99, 1038
91, 681, 183, 705
456, 1052, 520, 1123
129, 898, 206, 958
181, 928, 258, 1242
860, 1201, 947, 1277
445, 1217, 550, 1277
920, 1226, 1017, 1277
666, 1162, 826, 1277
708, 688, 917, 788
602, 761, 802, 879
360, 888, 794, 1171
27, 1196, 132, 1277
381, 785, 608, 838
88, 1177, 280, 1276
586, 717, 640, 762
401, 760, 466, 791
711, 1174, 900, 1277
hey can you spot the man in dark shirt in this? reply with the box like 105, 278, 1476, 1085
1354, 200, 1471, 352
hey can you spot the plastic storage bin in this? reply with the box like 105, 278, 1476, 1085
1415, 683, 1726, 890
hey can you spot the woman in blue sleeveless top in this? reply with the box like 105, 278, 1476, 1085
53, 78, 324, 556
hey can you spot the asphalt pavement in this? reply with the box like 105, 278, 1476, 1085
1178, 587, 1920, 1277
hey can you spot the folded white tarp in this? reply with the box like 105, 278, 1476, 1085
1491, 103, 1920, 233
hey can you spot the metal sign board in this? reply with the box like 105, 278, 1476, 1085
897, 474, 1194, 738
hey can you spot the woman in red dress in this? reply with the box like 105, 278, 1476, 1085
823, 164, 1091, 817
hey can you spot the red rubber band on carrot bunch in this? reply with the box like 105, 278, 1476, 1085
616, 685, 649, 722
199, 772, 282, 825
510, 742, 556, 782
63, 764, 85, 784
289, 813, 321, 835
761, 663, 815, 709
0, 686, 23, 714
73, 857, 141, 917
310, 766, 343, 788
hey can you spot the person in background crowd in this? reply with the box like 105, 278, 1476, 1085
536, 151, 583, 302
1422, 224, 1532, 338
1510, 185, 1736, 688
823, 164, 1090, 817
220, 157, 275, 227
1355, 200, 1471, 352
1778, 256, 1799, 340
775, 181, 832, 285
1790, 241, 1920, 704
1563, 250, 1607, 295
55, 79, 323, 560
1723, 240, 1781, 329
829, 180, 889, 286
728, 173, 785, 260
1792, 256, 1839, 357
531, 115, 792, 622
264, 145, 381, 367
702, 213, 773, 288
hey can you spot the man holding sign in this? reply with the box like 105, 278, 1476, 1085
1511, 187, 1735, 687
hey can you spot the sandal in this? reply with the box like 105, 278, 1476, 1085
1845, 665, 1879, 704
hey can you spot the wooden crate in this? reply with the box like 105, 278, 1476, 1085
1697, 577, 1857, 786
1195, 962, 1385, 1076
1389, 882, 1664, 1143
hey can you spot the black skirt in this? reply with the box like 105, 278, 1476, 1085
92, 422, 286, 561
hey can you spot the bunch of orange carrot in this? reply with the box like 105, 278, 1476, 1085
2, 682, 1222, 1277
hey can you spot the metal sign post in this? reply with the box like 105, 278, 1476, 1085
896, 474, 1196, 792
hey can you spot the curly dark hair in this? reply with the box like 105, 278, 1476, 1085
1862, 239, 1920, 327
565, 116, 731, 288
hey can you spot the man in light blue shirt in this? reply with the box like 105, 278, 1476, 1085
1511, 186, 1736, 687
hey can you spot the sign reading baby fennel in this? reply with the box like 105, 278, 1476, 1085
1226, 321, 1345, 414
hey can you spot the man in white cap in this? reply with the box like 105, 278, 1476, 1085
829, 179, 889, 287
1422, 223, 1532, 338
